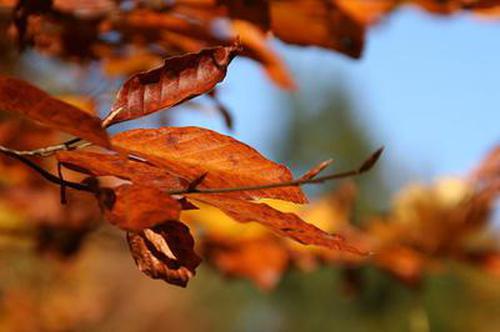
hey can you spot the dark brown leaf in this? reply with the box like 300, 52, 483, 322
105, 45, 240, 126
127, 221, 202, 287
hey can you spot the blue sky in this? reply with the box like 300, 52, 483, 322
171, 7, 499, 185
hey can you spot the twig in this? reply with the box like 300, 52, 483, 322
167, 147, 384, 196
57, 162, 67, 204
0, 137, 83, 157
0, 149, 93, 192
0, 109, 115, 158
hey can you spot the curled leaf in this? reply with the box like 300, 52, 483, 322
0, 76, 109, 147
105, 45, 240, 126
127, 221, 202, 287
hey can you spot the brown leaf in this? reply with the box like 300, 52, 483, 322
232, 19, 296, 89
463, 0, 500, 9
204, 237, 289, 290
411, 0, 461, 14
269, 0, 365, 58
57, 150, 186, 191
105, 45, 240, 126
127, 221, 202, 287
221, 0, 270, 29
97, 184, 181, 231
0, 76, 110, 147
336, 0, 397, 25
189, 194, 366, 255
112, 127, 307, 203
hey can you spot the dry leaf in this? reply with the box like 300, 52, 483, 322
0, 76, 109, 147
127, 221, 202, 287
97, 184, 181, 231
105, 45, 240, 125
112, 127, 307, 203
57, 150, 186, 191
270, 0, 365, 58
189, 194, 365, 254
232, 19, 296, 89
204, 237, 289, 290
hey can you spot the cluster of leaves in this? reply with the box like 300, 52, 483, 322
0, 0, 499, 291
2, 0, 500, 90
0, 43, 382, 287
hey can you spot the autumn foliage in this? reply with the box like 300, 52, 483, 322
0, 0, 499, 298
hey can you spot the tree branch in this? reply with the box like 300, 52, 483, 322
1, 140, 383, 199
167, 147, 384, 196
0, 148, 93, 192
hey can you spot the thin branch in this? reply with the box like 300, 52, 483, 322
0, 137, 83, 157
0, 110, 115, 158
167, 147, 384, 196
0, 149, 93, 192
57, 162, 68, 204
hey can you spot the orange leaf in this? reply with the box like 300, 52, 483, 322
336, 0, 397, 25
127, 221, 201, 287
57, 150, 186, 191
269, 0, 365, 58
205, 237, 289, 290
111, 127, 307, 203
0, 76, 109, 147
97, 184, 181, 231
189, 194, 365, 254
105, 45, 240, 126
232, 19, 296, 89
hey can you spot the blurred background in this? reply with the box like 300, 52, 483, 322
1, 3, 500, 332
